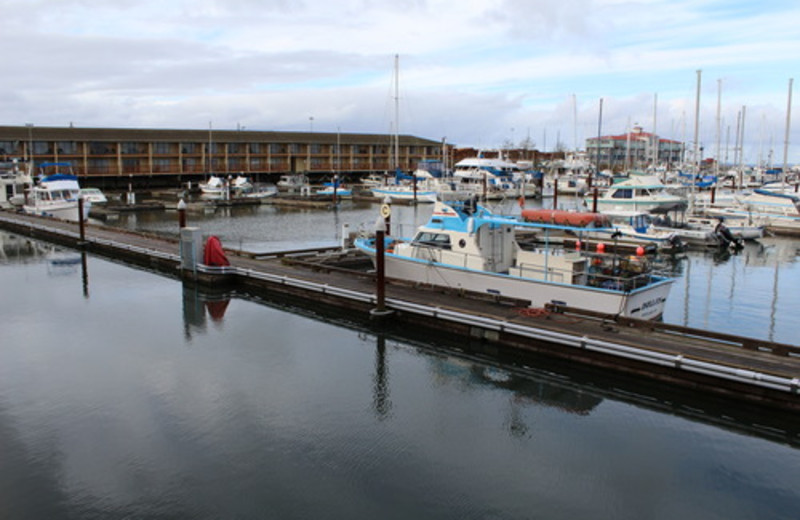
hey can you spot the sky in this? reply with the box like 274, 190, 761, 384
2, 0, 799, 165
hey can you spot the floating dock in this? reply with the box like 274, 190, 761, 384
1, 209, 798, 415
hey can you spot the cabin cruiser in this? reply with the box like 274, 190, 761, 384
355, 199, 674, 320
22, 163, 90, 221
453, 157, 539, 199
585, 175, 686, 213
0, 159, 32, 209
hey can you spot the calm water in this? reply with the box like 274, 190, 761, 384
1, 198, 799, 519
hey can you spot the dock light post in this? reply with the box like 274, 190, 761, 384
592, 187, 598, 213
370, 215, 393, 318
177, 198, 187, 228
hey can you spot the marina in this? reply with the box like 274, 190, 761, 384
1, 200, 798, 414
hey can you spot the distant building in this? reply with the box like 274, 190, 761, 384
0, 125, 451, 187
585, 126, 684, 171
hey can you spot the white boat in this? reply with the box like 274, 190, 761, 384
453, 156, 538, 199
355, 200, 674, 320
0, 159, 33, 208
371, 184, 438, 203
315, 182, 352, 197
200, 175, 254, 199
80, 187, 108, 204
199, 175, 226, 197
586, 210, 688, 252
704, 189, 800, 235
277, 173, 310, 191
370, 169, 441, 203
239, 183, 278, 199
22, 163, 90, 221
585, 175, 686, 213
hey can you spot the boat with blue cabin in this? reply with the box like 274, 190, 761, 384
22, 163, 90, 222
355, 199, 674, 320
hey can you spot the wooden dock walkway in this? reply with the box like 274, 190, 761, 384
1, 209, 798, 414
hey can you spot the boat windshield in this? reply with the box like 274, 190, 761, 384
412, 232, 452, 250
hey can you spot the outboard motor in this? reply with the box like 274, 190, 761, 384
714, 219, 743, 250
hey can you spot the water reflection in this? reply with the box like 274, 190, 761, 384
181, 284, 233, 340
371, 333, 392, 420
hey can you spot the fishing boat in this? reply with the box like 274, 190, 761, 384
355, 200, 674, 320
22, 163, 90, 221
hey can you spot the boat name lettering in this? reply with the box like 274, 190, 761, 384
640, 297, 665, 310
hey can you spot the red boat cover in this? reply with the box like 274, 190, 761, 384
521, 209, 610, 228
203, 235, 230, 266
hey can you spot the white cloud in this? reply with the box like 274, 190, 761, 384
1, 0, 798, 162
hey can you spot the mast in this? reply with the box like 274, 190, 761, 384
652, 93, 658, 172
691, 69, 701, 211
715, 79, 722, 179
782, 78, 793, 189
594, 97, 602, 182
739, 105, 747, 187
393, 54, 400, 172
208, 121, 213, 178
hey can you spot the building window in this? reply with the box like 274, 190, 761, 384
182, 143, 198, 154
88, 158, 112, 174
270, 143, 285, 154
0, 141, 16, 155
121, 142, 142, 154
57, 141, 78, 154
153, 142, 172, 154
153, 158, 171, 172
249, 143, 262, 153
89, 142, 114, 155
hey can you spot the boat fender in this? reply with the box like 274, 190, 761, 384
467, 217, 475, 234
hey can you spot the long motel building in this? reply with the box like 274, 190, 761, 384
0, 125, 451, 187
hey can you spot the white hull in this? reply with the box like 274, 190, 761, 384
23, 200, 89, 222
371, 187, 438, 203
364, 249, 671, 320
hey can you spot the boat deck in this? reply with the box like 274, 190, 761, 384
1, 208, 798, 413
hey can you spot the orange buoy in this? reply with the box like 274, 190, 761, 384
596, 242, 606, 253
636, 245, 645, 256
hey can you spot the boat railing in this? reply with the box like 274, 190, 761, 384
584, 253, 658, 291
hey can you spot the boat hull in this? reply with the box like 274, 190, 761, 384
22, 201, 89, 222
371, 187, 438, 203
357, 243, 672, 320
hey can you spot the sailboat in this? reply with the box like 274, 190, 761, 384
370, 55, 442, 204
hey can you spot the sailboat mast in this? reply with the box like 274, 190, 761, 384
393, 54, 400, 171
782, 78, 793, 189
715, 79, 722, 179
691, 69, 701, 210
692, 70, 701, 181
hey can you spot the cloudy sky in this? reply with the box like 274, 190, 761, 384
3, 0, 799, 163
